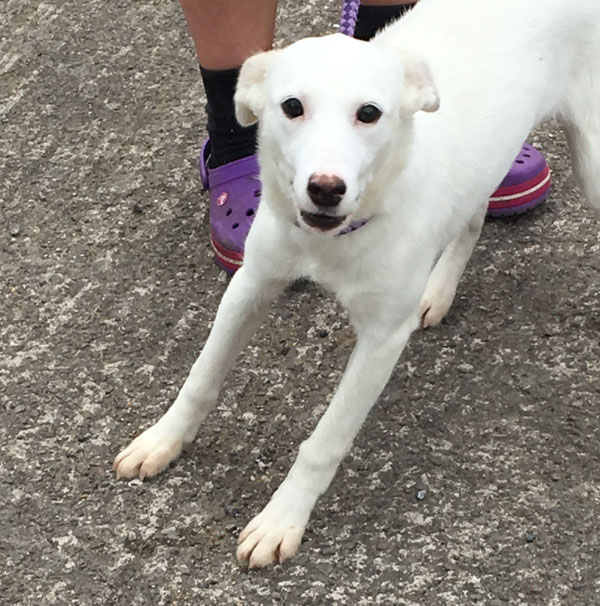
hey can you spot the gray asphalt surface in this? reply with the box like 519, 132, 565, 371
1, 1, 599, 605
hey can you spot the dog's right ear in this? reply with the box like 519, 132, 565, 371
398, 53, 440, 116
235, 49, 280, 126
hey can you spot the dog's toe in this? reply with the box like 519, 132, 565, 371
419, 293, 454, 328
237, 524, 304, 568
113, 424, 183, 480
419, 301, 433, 328
419, 299, 452, 328
236, 500, 307, 568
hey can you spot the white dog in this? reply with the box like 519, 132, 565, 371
114, 0, 600, 567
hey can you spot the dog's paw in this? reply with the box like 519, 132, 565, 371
113, 422, 184, 480
236, 498, 309, 568
418, 293, 454, 328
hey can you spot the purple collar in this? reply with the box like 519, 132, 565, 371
338, 218, 370, 235
294, 217, 371, 235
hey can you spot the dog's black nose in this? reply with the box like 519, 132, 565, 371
307, 174, 346, 207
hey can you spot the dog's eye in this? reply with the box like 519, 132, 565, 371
356, 103, 382, 124
281, 97, 304, 119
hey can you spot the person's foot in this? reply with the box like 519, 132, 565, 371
487, 142, 551, 216
200, 139, 261, 273
202, 140, 550, 273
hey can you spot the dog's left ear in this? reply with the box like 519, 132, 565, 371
398, 53, 440, 116
235, 49, 280, 126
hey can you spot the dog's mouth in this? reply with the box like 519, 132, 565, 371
300, 211, 347, 231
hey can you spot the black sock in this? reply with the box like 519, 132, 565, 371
200, 66, 258, 168
354, 3, 416, 41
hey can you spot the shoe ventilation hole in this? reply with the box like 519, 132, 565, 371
232, 222, 239, 229
246, 208, 255, 217
516, 159, 524, 164
254, 189, 261, 198
523, 153, 531, 158
226, 208, 232, 216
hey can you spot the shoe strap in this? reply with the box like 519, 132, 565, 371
200, 138, 260, 190
199, 139, 211, 189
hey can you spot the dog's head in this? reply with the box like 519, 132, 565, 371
235, 34, 439, 234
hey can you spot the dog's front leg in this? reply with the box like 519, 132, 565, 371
236, 315, 418, 568
113, 266, 286, 480
419, 202, 487, 327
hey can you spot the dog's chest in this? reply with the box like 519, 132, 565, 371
294, 234, 389, 307
295, 234, 361, 287
301, 258, 348, 292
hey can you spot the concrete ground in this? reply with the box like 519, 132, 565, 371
1, 1, 599, 605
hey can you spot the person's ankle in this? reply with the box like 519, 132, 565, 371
206, 127, 257, 169
200, 65, 258, 168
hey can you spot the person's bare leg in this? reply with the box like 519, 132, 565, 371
179, 0, 278, 69
179, 0, 414, 67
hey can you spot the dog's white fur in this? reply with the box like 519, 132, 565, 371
114, 0, 600, 567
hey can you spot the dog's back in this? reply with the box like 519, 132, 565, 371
374, 0, 600, 219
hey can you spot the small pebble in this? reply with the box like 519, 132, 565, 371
9, 223, 20, 237
317, 329, 329, 338
416, 488, 427, 501
212, 506, 226, 521
176, 564, 191, 576
526, 532, 536, 543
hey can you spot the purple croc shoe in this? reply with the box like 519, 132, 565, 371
488, 142, 551, 216
200, 139, 260, 273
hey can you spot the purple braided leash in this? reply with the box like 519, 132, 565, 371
339, 0, 360, 36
